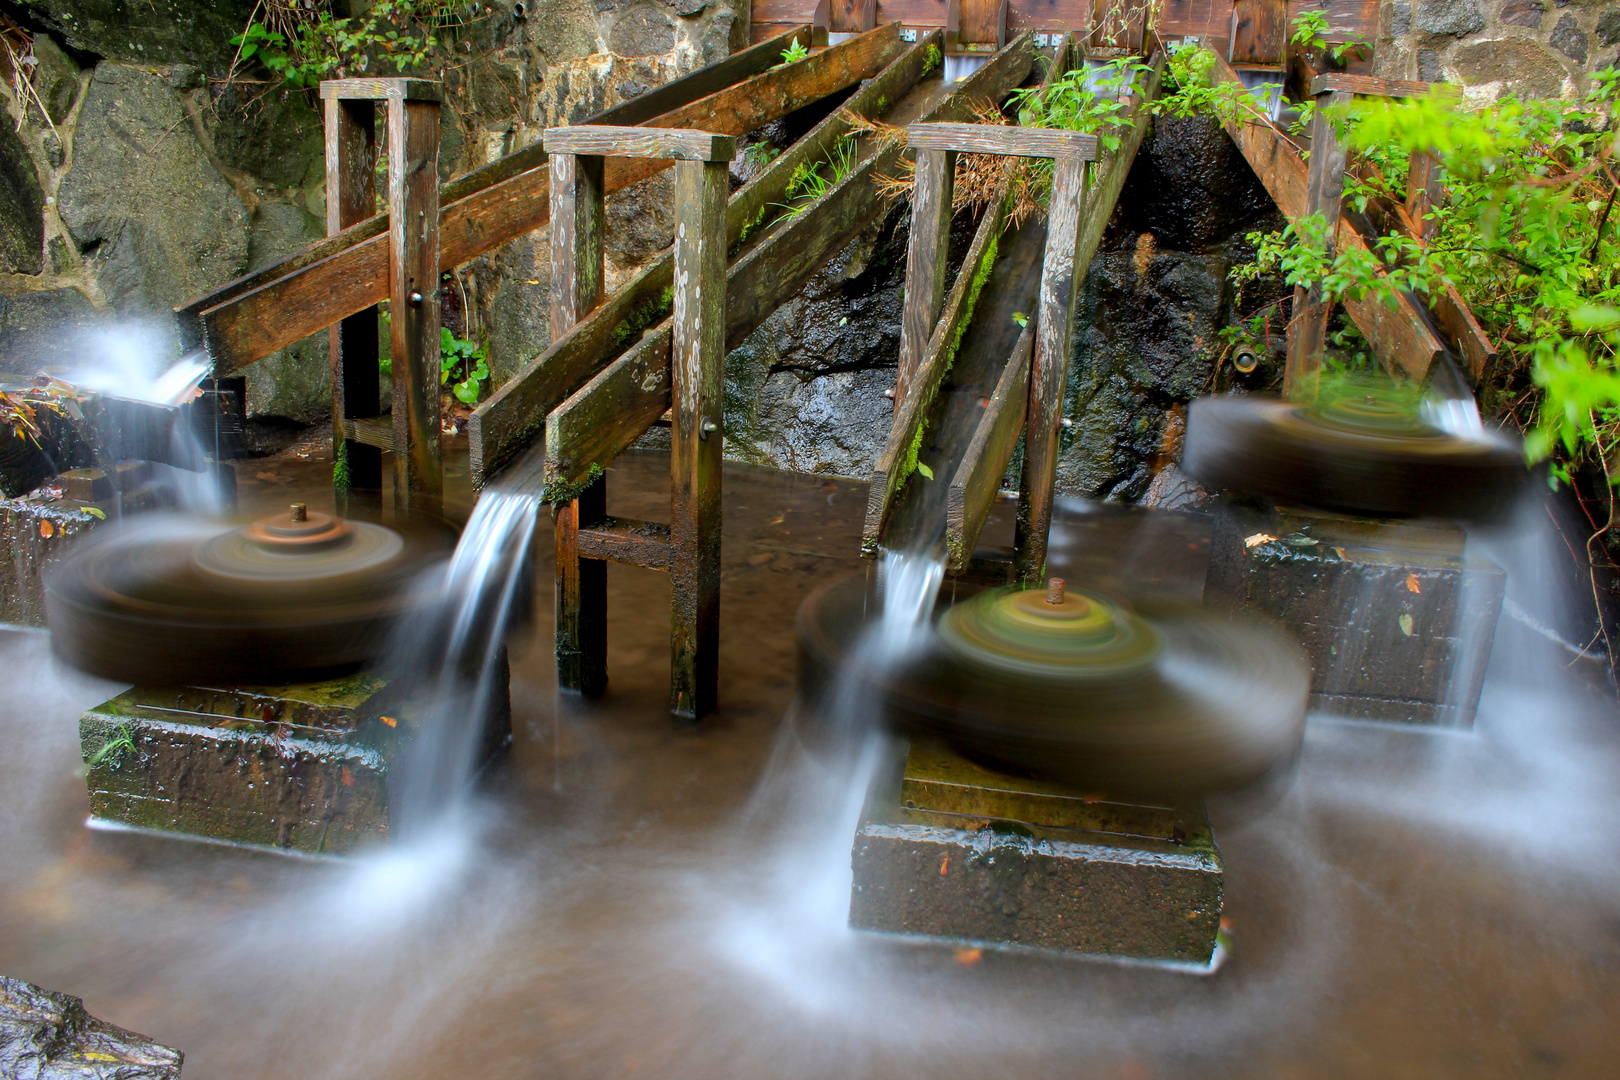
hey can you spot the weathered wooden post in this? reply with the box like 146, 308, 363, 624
322, 92, 382, 517
540, 126, 737, 718
896, 146, 955, 405
1283, 78, 1352, 401
319, 78, 444, 516
549, 147, 609, 697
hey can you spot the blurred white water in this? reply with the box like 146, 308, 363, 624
60, 324, 210, 407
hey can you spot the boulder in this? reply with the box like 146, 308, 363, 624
0, 123, 45, 276
0, 973, 181, 1079
1549, 14, 1589, 63
242, 202, 331, 423
208, 86, 325, 190
1413, 0, 1486, 37
15, 0, 261, 76
1450, 37, 1569, 95
29, 33, 82, 124
609, 4, 677, 56
58, 63, 249, 321
0, 288, 106, 376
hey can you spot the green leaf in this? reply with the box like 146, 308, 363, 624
915, 462, 934, 481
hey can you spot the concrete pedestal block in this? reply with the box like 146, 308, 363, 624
79, 660, 511, 856
1212, 507, 1505, 726
850, 740, 1224, 968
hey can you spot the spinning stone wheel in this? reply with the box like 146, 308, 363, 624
1183, 391, 1526, 520
796, 575, 1309, 798
49, 505, 451, 686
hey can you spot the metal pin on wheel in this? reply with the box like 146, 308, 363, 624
1046, 577, 1065, 605
290, 503, 307, 523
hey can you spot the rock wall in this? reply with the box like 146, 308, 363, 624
1375, 0, 1617, 97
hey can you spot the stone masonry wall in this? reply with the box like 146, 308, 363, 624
1375, 0, 1617, 98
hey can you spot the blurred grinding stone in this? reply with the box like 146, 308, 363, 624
0, 974, 182, 1079
1211, 506, 1505, 726
850, 740, 1224, 968
79, 663, 511, 856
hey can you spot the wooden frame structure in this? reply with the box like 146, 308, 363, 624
545, 126, 735, 717
319, 78, 443, 515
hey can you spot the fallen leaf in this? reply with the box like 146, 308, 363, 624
1244, 532, 1278, 549
1332, 546, 1347, 559
1405, 573, 1421, 594
83, 506, 106, 520
38, 520, 53, 538
340, 766, 355, 786
954, 947, 982, 966
1398, 613, 1414, 637
939, 855, 950, 876
916, 462, 934, 481
379, 715, 397, 728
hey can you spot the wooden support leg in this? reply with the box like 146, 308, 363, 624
550, 151, 609, 696
897, 147, 955, 404
1015, 151, 1089, 584
669, 158, 729, 719
1283, 87, 1351, 402
1406, 149, 1441, 244
326, 99, 383, 517
386, 96, 443, 517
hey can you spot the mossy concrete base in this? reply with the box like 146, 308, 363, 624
1212, 507, 1505, 727
850, 740, 1224, 967
79, 662, 511, 856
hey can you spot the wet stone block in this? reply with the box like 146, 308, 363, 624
0, 498, 104, 627
1217, 510, 1504, 726
850, 741, 1224, 967
1, 973, 182, 1079
79, 664, 511, 856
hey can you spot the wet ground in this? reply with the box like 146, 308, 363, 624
3, 442, 1620, 1079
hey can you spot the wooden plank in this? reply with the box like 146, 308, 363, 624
829, 0, 878, 32
386, 97, 442, 516
602, 23, 814, 127
1284, 86, 1351, 400
319, 77, 441, 101
1311, 72, 1438, 98
897, 147, 955, 405
947, 322, 1032, 574
188, 24, 904, 372
908, 122, 1098, 158
668, 159, 730, 719
337, 416, 394, 451
542, 32, 1039, 493
550, 150, 609, 699
542, 127, 739, 162
1229, 0, 1286, 66
575, 517, 674, 569
325, 97, 382, 515
1406, 150, 1441, 243
961, 0, 1009, 46
471, 30, 943, 486
866, 188, 1007, 547
1210, 52, 1443, 382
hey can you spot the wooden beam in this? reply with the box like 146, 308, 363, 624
947, 322, 1032, 574
1210, 52, 1444, 381
385, 96, 443, 516
866, 187, 1007, 548
1229, 0, 1287, 66
185, 23, 904, 372
668, 157, 730, 719
1310, 72, 1439, 98
907, 123, 1098, 158
896, 147, 955, 405
605, 23, 814, 127
575, 517, 673, 569
318, 78, 442, 101
325, 97, 382, 517
542, 33, 1039, 494
543, 126, 739, 162
550, 149, 609, 699
1283, 85, 1352, 401
471, 30, 942, 486
337, 416, 394, 451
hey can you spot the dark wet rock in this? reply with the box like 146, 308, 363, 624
58, 63, 249, 319
208, 87, 325, 191
1550, 14, 1589, 62
243, 202, 330, 423
15, 0, 261, 75
675, 0, 710, 14
1500, 0, 1546, 28
1056, 252, 1230, 502
1414, 0, 1486, 36
1108, 114, 1283, 255
610, 4, 677, 55
1599, 10, 1620, 47
1418, 47, 1446, 82
0, 123, 45, 276
619, 80, 649, 98
0, 288, 106, 375
0, 973, 182, 1078
165, 62, 205, 90
29, 33, 82, 123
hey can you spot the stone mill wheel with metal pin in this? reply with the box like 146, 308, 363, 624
796, 575, 1311, 798
47, 503, 453, 686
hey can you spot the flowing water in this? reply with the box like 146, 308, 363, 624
3, 447, 1620, 1078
